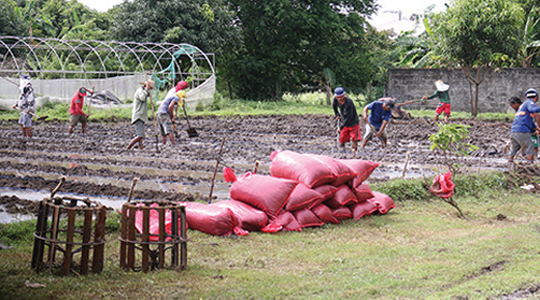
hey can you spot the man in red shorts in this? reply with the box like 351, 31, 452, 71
423, 80, 451, 122
332, 87, 360, 154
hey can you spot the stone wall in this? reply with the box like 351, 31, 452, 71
387, 68, 540, 113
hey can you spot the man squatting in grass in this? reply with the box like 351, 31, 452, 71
332, 87, 360, 153
12, 75, 35, 138
68, 87, 94, 134
127, 79, 154, 150
508, 89, 540, 164
157, 80, 188, 145
423, 80, 451, 122
361, 97, 395, 149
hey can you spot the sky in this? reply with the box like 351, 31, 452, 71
79, 0, 448, 32
369, 0, 448, 33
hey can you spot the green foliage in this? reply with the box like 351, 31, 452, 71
225, 0, 377, 100
0, 0, 26, 36
429, 123, 479, 157
0, 219, 35, 245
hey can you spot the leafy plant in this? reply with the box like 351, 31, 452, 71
429, 123, 479, 175
428, 123, 479, 218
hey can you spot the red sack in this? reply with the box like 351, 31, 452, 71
331, 206, 352, 221
429, 170, 455, 199
270, 150, 336, 188
312, 204, 339, 224
350, 201, 379, 220
354, 183, 375, 202
261, 211, 302, 233
368, 191, 396, 214
230, 172, 298, 219
293, 208, 324, 228
306, 154, 358, 186
286, 183, 324, 212
313, 185, 338, 201
213, 199, 269, 231
339, 159, 380, 187
133, 203, 178, 242
182, 202, 240, 236
325, 185, 358, 209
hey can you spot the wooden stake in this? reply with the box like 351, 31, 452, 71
402, 152, 410, 179
208, 137, 226, 204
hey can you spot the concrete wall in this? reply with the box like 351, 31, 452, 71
387, 68, 540, 113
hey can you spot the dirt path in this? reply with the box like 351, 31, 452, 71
0, 114, 514, 217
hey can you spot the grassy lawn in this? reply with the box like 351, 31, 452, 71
1, 173, 540, 299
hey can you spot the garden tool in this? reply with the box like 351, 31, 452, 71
182, 103, 199, 138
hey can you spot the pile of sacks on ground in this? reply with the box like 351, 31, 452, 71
176, 150, 396, 236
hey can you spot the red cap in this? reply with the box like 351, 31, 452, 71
175, 81, 188, 92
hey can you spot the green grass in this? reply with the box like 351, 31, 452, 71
2, 171, 540, 299
0, 93, 517, 122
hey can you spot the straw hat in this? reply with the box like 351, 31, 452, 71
435, 80, 450, 92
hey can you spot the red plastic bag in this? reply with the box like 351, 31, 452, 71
353, 183, 375, 202
133, 203, 177, 242
325, 185, 358, 209
286, 183, 324, 212
293, 208, 324, 228
306, 154, 358, 186
261, 211, 302, 233
429, 170, 455, 199
331, 206, 352, 221
367, 191, 396, 214
339, 159, 380, 187
350, 201, 379, 220
313, 185, 338, 201
312, 204, 339, 224
230, 172, 298, 219
270, 150, 336, 188
213, 199, 269, 231
182, 202, 240, 236
223, 166, 237, 183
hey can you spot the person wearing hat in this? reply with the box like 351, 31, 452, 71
332, 87, 360, 153
423, 80, 451, 122
127, 79, 154, 150
12, 74, 35, 137
507, 96, 539, 159
508, 88, 540, 164
156, 80, 188, 145
361, 97, 396, 149
68, 87, 94, 134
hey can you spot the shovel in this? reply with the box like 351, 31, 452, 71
14, 107, 47, 121
182, 104, 199, 138
365, 118, 385, 148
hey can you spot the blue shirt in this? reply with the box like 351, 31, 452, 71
510, 99, 540, 133
366, 101, 392, 128
157, 95, 179, 116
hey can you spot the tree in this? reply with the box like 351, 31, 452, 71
109, 0, 241, 57
432, 0, 523, 117
226, 0, 377, 100
0, 0, 26, 36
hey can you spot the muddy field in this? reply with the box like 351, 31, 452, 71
0, 113, 516, 220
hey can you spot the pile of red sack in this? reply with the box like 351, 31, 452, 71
178, 150, 396, 236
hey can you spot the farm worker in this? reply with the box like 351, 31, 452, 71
332, 87, 360, 153
423, 80, 451, 122
508, 90, 540, 164
12, 75, 35, 138
360, 98, 395, 149
157, 80, 188, 145
127, 79, 154, 150
508, 96, 540, 158
68, 87, 94, 134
